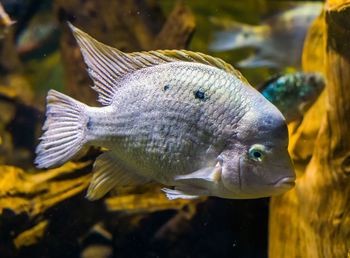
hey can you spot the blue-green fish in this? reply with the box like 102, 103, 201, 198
35, 23, 295, 200
260, 72, 325, 123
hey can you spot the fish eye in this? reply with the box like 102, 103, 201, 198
248, 145, 265, 162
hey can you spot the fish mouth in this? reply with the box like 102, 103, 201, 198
273, 177, 296, 188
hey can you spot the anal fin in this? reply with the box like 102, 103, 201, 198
87, 151, 149, 200
174, 166, 221, 185
162, 166, 220, 200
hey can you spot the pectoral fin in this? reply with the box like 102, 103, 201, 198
174, 166, 221, 184
87, 151, 150, 200
164, 166, 221, 200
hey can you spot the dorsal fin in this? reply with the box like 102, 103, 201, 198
258, 73, 283, 92
68, 22, 247, 105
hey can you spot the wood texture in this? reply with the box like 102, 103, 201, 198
154, 0, 195, 50
269, 1, 350, 257
0, 162, 92, 217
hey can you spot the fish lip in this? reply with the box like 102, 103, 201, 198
273, 176, 296, 188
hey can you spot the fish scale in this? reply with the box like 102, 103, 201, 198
35, 23, 295, 200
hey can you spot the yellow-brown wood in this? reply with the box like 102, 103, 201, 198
0, 161, 91, 217
154, 0, 195, 50
269, 1, 350, 257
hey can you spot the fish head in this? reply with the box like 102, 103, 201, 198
219, 102, 295, 198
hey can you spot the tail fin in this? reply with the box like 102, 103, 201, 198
209, 19, 264, 52
35, 90, 89, 168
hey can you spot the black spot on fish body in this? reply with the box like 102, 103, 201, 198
163, 85, 170, 91
87, 118, 92, 129
194, 88, 209, 101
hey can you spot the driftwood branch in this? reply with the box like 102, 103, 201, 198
269, 1, 350, 257
0, 162, 92, 217
154, 1, 195, 49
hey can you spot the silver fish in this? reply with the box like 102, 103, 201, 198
35, 23, 295, 200
209, 3, 323, 68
